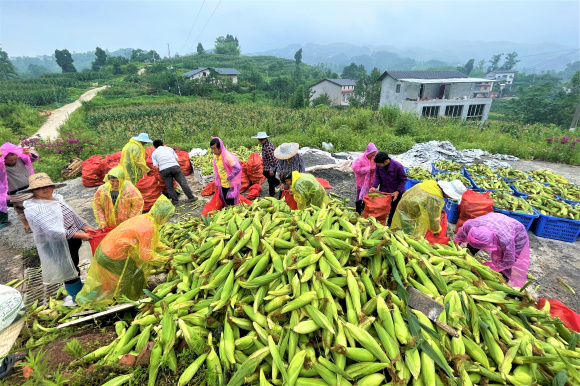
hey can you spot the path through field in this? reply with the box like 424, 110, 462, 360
33, 85, 108, 140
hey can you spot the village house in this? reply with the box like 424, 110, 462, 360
486, 70, 516, 85
472, 81, 494, 98
308, 79, 357, 106
182, 67, 241, 84
378, 70, 495, 121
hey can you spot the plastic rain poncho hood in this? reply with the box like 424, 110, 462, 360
92, 166, 144, 228
0, 142, 34, 213
351, 142, 377, 201
24, 194, 79, 285
291, 171, 329, 210
212, 137, 242, 206
120, 138, 150, 185
77, 195, 175, 308
454, 212, 530, 287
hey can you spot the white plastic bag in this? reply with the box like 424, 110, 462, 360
0, 285, 23, 331
24, 195, 79, 285
189, 148, 207, 157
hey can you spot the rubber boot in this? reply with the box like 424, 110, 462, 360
64, 279, 84, 302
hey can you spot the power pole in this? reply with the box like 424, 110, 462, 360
167, 43, 171, 58
570, 99, 580, 131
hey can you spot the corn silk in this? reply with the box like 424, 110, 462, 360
291, 171, 329, 209
77, 195, 175, 308
391, 180, 445, 237
351, 142, 377, 201
0, 142, 34, 213
120, 139, 150, 185
454, 212, 530, 287
92, 166, 144, 228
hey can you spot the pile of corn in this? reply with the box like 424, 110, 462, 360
406, 168, 435, 181
512, 181, 555, 197
547, 183, 580, 203
526, 195, 580, 220
471, 176, 511, 191
489, 192, 535, 215
435, 172, 471, 187
434, 161, 462, 172
495, 167, 529, 181
465, 164, 495, 177
528, 169, 569, 185
190, 146, 260, 176
60, 198, 578, 386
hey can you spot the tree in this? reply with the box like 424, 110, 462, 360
341, 63, 366, 80
290, 84, 312, 109
0, 48, 18, 79
487, 54, 503, 73
126, 63, 138, 75
456, 59, 474, 75
197, 43, 205, 55
55, 49, 77, 73
349, 67, 382, 110
214, 34, 241, 56
476, 59, 486, 72
130, 49, 145, 62
149, 50, 161, 62
500, 52, 519, 71
294, 48, 302, 66
91, 47, 108, 71
26, 64, 50, 78
311, 93, 332, 107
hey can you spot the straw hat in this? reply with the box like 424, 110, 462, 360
0, 318, 25, 357
251, 132, 270, 139
131, 133, 153, 143
274, 143, 299, 160
21, 173, 65, 193
438, 180, 467, 202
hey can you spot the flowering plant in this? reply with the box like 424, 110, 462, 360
546, 136, 579, 149
20, 132, 102, 161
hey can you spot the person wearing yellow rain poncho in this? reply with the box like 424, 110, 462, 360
281, 170, 328, 210
76, 195, 175, 308
391, 179, 466, 238
92, 167, 144, 229
120, 133, 152, 185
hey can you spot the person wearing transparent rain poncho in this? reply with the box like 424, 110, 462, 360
454, 212, 530, 287
92, 166, 144, 229
120, 133, 152, 186
281, 170, 328, 210
76, 195, 175, 308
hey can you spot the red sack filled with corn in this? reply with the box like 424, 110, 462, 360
456, 189, 494, 230
82, 155, 105, 187
240, 162, 251, 193
246, 153, 266, 185
363, 189, 393, 225
136, 176, 165, 212
176, 151, 193, 176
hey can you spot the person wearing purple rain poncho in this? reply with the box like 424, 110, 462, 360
372, 152, 407, 226
454, 212, 530, 287
210, 137, 242, 208
351, 143, 378, 215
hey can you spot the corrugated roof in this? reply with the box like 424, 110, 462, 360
182, 67, 209, 77
308, 78, 357, 88
397, 77, 495, 84
378, 70, 469, 82
214, 68, 241, 75
488, 70, 515, 74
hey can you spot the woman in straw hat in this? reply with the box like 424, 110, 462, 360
274, 143, 304, 197
23, 173, 97, 306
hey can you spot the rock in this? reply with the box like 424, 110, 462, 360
119, 354, 136, 367
135, 341, 155, 367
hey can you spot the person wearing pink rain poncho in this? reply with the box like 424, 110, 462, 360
351, 143, 377, 215
210, 137, 242, 207
454, 212, 530, 287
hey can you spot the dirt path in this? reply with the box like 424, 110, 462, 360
33, 86, 108, 140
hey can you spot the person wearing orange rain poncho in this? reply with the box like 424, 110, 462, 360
120, 133, 152, 185
92, 167, 144, 229
391, 179, 466, 238
76, 195, 175, 308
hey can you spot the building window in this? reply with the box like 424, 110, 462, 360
444, 105, 463, 117
467, 104, 485, 120
422, 106, 440, 118
396, 84, 401, 93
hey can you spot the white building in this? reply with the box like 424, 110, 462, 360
486, 70, 515, 85
308, 79, 357, 106
378, 70, 495, 121
182, 67, 241, 84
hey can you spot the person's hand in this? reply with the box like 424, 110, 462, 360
22, 148, 31, 156
83, 225, 97, 233
79, 233, 93, 241
100, 225, 107, 230
269, 171, 274, 176
393, 191, 399, 200
0, 150, 3, 157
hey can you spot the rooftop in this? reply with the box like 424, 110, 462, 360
397, 77, 495, 84
309, 78, 357, 88
378, 70, 469, 82
182, 67, 241, 78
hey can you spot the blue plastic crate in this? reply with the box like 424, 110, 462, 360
435, 174, 474, 190
432, 163, 463, 175
510, 184, 529, 199
405, 179, 421, 191
493, 207, 540, 232
530, 213, 580, 242
556, 195, 580, 206
444, 198, 459, 224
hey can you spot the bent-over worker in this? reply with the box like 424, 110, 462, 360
76, 195, 175, 308
454, 212, 530, 287
92, 166, 144, 229
152, 139, 198, 206
282, 170, 328, 210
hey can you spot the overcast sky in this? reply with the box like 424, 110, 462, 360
1, 0, 578, 57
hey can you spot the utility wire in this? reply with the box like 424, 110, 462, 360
525, 50, 579, 70
518, 49, 580, 59
189, 0, 223, 54
180, 0, 206, 55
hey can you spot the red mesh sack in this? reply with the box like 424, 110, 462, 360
101, 152, 121, 176
316, 178, 333, 189
537, 299, 580, 333
281, 190, 298, 210
201, 182, 217, 196
176, 151, 193, 176
363, 190, 393, 225
247, 184, 262, 199
425, 211, 451, 245
82, 155, 105, 187
240, 162, 250, 193
246, 153, 265, 185
202, 194, 223, 217
136, 176, 164, 212
87, 226, 115, 255
456, 190, 494, 230
145, 147, 155, 158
